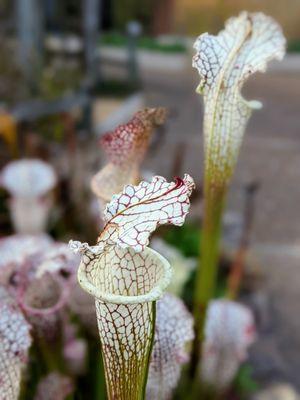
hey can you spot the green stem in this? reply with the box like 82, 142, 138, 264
196, 183, 225, 306
190, 171, 227, 386
37, 335, 65, 372
95, 346, 107, 400
141, 302, 156, 400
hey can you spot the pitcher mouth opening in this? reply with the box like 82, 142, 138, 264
18, 274, 68, 316
77, 247, 172, 305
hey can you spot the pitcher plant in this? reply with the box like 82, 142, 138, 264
70, 174, 195, 400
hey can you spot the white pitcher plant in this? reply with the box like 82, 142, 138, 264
1, 159, 57, 234
147, 293, 194, 400
70, 174, 195, 400
0, 237, 80, 379
201, 300, 256, 390
191, 11, 286, 377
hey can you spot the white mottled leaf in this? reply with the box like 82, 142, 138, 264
34, 372, 74, 400
147, 294, 194, 400
34, 242, 80, 278
201, 300, 256, 389
0, 234, 53, 269
192, 12, 286, 183
0, 234, 53, 286
0, 287, 32, 400
100, 174, 195, 252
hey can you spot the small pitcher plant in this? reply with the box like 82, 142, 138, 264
191, 11, 286, 374
91, 108, 167, 213
201, 300, 256, 390
0, 159, 57, 235
70, 174, 194, 400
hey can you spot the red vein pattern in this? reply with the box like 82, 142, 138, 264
96, 301, 154, 400
91, 108, 167, 204
100, 174, 195, 252
201, 300, 256, 388
147, 294, 194, 400
0, 287, 32, 400
100, 108, 167, 166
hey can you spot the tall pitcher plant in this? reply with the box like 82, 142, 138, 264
70, 174, 194, 400
191, 12, 285, 371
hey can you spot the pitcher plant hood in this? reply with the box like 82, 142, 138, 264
91, 108, 167, 205
192, 12, 285, 184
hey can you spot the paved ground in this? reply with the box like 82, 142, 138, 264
140, 59, 300, 389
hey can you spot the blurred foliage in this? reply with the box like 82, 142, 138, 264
100, 32, 186, 53
162, 222, 236, 306
288, 39, 300, 53
33, 114, 66, 142
46, 0, 81, 33
22, 325, 106, 399
112, 0, 155, 32
0, 44, 83, 105
233, 364, 259, 398
0, 38, 28, 105
38, 61, 83, 100
0, 188, 11, 234
164, 222, 201, 258
73, 340, 107, 400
